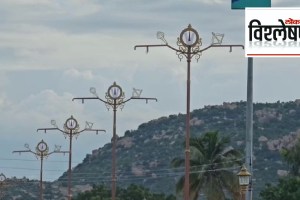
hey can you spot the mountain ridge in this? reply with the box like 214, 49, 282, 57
4, 100, 300, 199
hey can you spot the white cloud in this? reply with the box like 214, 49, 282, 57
62, 0, 102, 17
63, 69, 94, 80
1, 0, 52, 5
0, 0, 247, 71
192, 0, 225, 4
0, 94, 11, 110
0, 0, 101, 18
0, 89, 86, 131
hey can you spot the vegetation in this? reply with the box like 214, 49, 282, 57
4, 101, 300, 199
281, 140, 300, 176
260, 138, 300, 200
75, 184, 176, 200
172, 131, 242, 200
260, 178, 300, 200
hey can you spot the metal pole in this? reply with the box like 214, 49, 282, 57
245, 57, 253, 200
68, 130, 73, 200
112, 100, 117, 200
37, 116, 105, 200
40, 155, 44, 200
241, 190, 246, 200
72, 83, 156, 200
133, 28, 243, 200
184, 46, 191, 200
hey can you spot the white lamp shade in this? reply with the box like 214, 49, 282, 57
237, 165, 251, 186
239, 175, 250, 186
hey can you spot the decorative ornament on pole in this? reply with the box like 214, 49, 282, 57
0, 173, 6, 183
0, 173, 7, 198
90, 87, 97, 96
37, 116, 105, 200
237, 164, 251, 196
64, 116, 79, 131
107, 82, 123, 100
36, 140, 49, 156
105, 82, 125, 110
157, 31, 168, 45
211, 32, 224, 45
13, 140, 68, 200
73, 82, 157, 200
51, 119, 58, 128
134, 24, 244, 200
179, 24, 200, 47
176, 24, 202, 61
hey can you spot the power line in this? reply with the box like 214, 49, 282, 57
0, 158, 245, 178
49, 166, 241, 182
0, 157, 81, 164
2, 165, 242, 184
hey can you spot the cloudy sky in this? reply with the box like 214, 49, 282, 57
0, 0, 299, 182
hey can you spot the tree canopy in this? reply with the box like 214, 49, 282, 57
75, 184, 176, 200
260, 138, 300, 200
281, 139, 300, 176
260, 178, 300, 200
172, 131, 242, 200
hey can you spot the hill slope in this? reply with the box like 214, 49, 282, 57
5, 100, 300, 199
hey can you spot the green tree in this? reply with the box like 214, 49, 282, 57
75, 184, 176, 200
281, 139, 300, 176
260, 139, 300, 200
260, 177, 300, 200
172, 131, 242, 200
75, 185, 110, 200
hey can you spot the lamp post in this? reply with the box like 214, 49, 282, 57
73, 81, 157, 200
134, 24, 244, 200
37, 116, 106, 200
0, 173, 7, 199
237, 165, 251, 200
13, 140, 68, 200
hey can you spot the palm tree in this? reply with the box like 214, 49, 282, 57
172, 131, 242, 200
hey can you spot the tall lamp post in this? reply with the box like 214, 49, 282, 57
37, 116, 105, 200
73, 81, 157, 200
134, 24, 244, 200
13, 140, 68, 200
0, 173, 7, 199
237, 165, 251, 200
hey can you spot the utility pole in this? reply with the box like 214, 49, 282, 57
13, 140, 68, 200
0, 173, 7, 199
73, 82, 157, 200
37, 116, 105, 200
134, 24, 243, 200
245, 57, 253, 200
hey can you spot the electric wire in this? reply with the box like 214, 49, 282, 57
4, 166, 241, 183
0, 157, 244, 173
0, 157, 81, 164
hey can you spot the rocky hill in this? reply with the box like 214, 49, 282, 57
4, 100, 300, 199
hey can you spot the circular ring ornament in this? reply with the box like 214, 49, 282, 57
180, 24, 200, 47
65, 116, 78, 130
37, 140, 48, 153
107, 82, 123, 99
0, 173, 6, 182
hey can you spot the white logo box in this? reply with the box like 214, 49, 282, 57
245, 8, 300, 57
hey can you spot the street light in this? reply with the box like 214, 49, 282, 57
134, 24, 244, 200
0, 173, 7, 199
37, 116, 106, 200
237, 165, 251, 200
13, 140, 68, 200
73, 81, 157, 200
